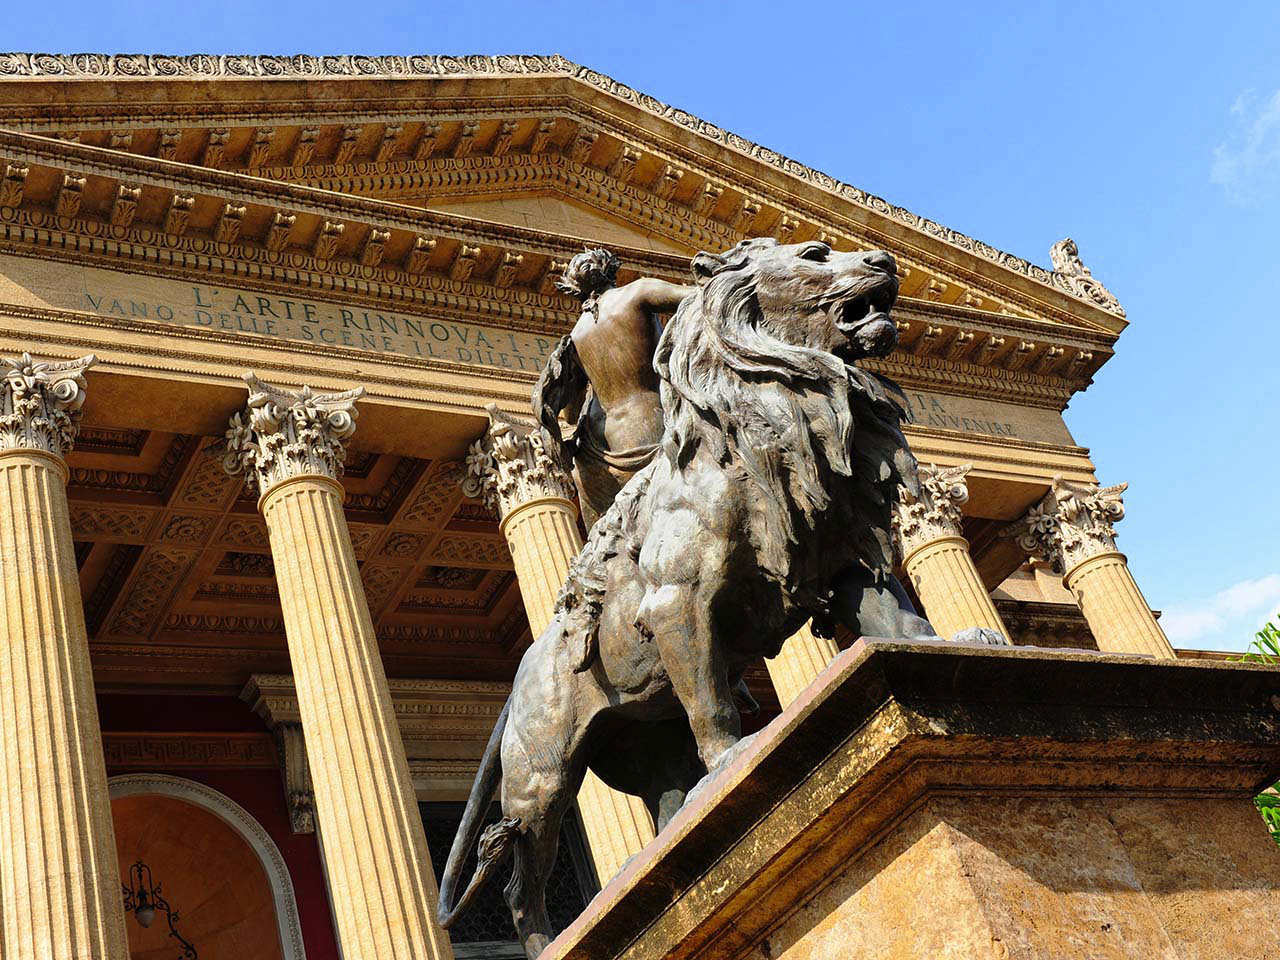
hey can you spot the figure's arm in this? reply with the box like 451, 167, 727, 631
624, 277, 697, 314
531, 335, 589, 474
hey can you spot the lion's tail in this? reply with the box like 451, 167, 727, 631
437, 700, 518, 928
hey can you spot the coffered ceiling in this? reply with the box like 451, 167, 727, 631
71, 423, 526, 692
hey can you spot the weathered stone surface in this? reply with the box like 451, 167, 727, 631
539, 642, 1280, 960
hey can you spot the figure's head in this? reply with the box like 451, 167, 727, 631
690, 237, 899, 361
556, 247, 621, 300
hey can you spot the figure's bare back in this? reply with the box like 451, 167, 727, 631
570, 278, 692, 452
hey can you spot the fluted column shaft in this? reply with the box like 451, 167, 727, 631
893, 463, 1008, 640
500, 497, 582, 632
263, 476, 452, 958
468, 406, 655, 884
0, 354, 129, 960
766, 624, 839, 708
902, 535, 1007, 638
1012, 477, 1173, 659
226, 374, 452, 960
1066, 551, 1173, 658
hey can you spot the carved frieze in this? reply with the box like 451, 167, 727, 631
0, 352, 95, 457
1007, 477, 1127, 574
0, 52, 1127, 315
222, 373, 363, 495
102, 732, 277, 770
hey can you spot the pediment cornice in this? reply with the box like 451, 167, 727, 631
0, 51, 1128, 332
0, 129, 1112, 407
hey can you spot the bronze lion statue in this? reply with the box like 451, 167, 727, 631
438, 238, 997, 957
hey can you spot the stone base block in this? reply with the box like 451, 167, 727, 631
542, 641, 1280, 960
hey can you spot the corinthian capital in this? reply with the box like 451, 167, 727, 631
1008, 477, 1126, 574
461, 403, 576, 519
223, 372, 363, 495
0, 352, 96, 458
892, 462, 971, 560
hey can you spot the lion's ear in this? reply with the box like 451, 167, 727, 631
691, 251, 726, 284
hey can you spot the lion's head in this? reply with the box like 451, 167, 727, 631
692, 237, 899, 361
655, 238, 912, 585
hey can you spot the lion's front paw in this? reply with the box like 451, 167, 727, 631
951, 626, 1011, 646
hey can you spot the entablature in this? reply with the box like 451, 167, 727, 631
0, 131, 1114, 412
0, 52, 1129, 335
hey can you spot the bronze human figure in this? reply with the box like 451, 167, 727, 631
439, 239, 1003, 958
534, 248, 695, 529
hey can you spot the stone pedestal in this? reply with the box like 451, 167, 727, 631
1012, 478, 1173, 658
225, 374, 453, 960
464, 405, 655, 883
541, 642, 1280, 960
0, 354, 130, 960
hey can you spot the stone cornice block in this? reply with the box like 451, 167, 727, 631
541, 641, 1280, 960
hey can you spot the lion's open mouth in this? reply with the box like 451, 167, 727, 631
835, 281, 897, 333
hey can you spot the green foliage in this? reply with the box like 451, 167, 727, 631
1236, 620, 1280, 846
1238, 620, 1280, 665
1257, 792, 1280, 846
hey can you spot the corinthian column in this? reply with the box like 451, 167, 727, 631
464, 405, 655, 884
224, 374, 453, 960
892, 463, 1009, 639
766, 625, 839, 708
1010, 478, 1173, 658
0, 353, 129, 960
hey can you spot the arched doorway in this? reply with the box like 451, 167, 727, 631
109, 775, 306, 960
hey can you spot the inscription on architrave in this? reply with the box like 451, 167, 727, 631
0, 255, 557, 373
902, 390, 1076, 447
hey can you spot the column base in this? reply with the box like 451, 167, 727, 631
539, 642, 1280, 959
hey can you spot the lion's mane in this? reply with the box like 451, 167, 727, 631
653, 241, 916, 593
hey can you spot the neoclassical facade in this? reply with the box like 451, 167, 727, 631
0, 53, 1186, 960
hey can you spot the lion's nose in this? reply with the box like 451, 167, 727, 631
863, 250, 897, 275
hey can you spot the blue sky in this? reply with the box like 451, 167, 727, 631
12, 1, 1279, 650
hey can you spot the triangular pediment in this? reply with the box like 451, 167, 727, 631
0, 52, 1127, 337
421, 193, 696, 256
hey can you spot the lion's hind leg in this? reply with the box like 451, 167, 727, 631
500, 675, 592, 957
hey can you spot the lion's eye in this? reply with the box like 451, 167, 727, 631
799, 243, 830, 262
